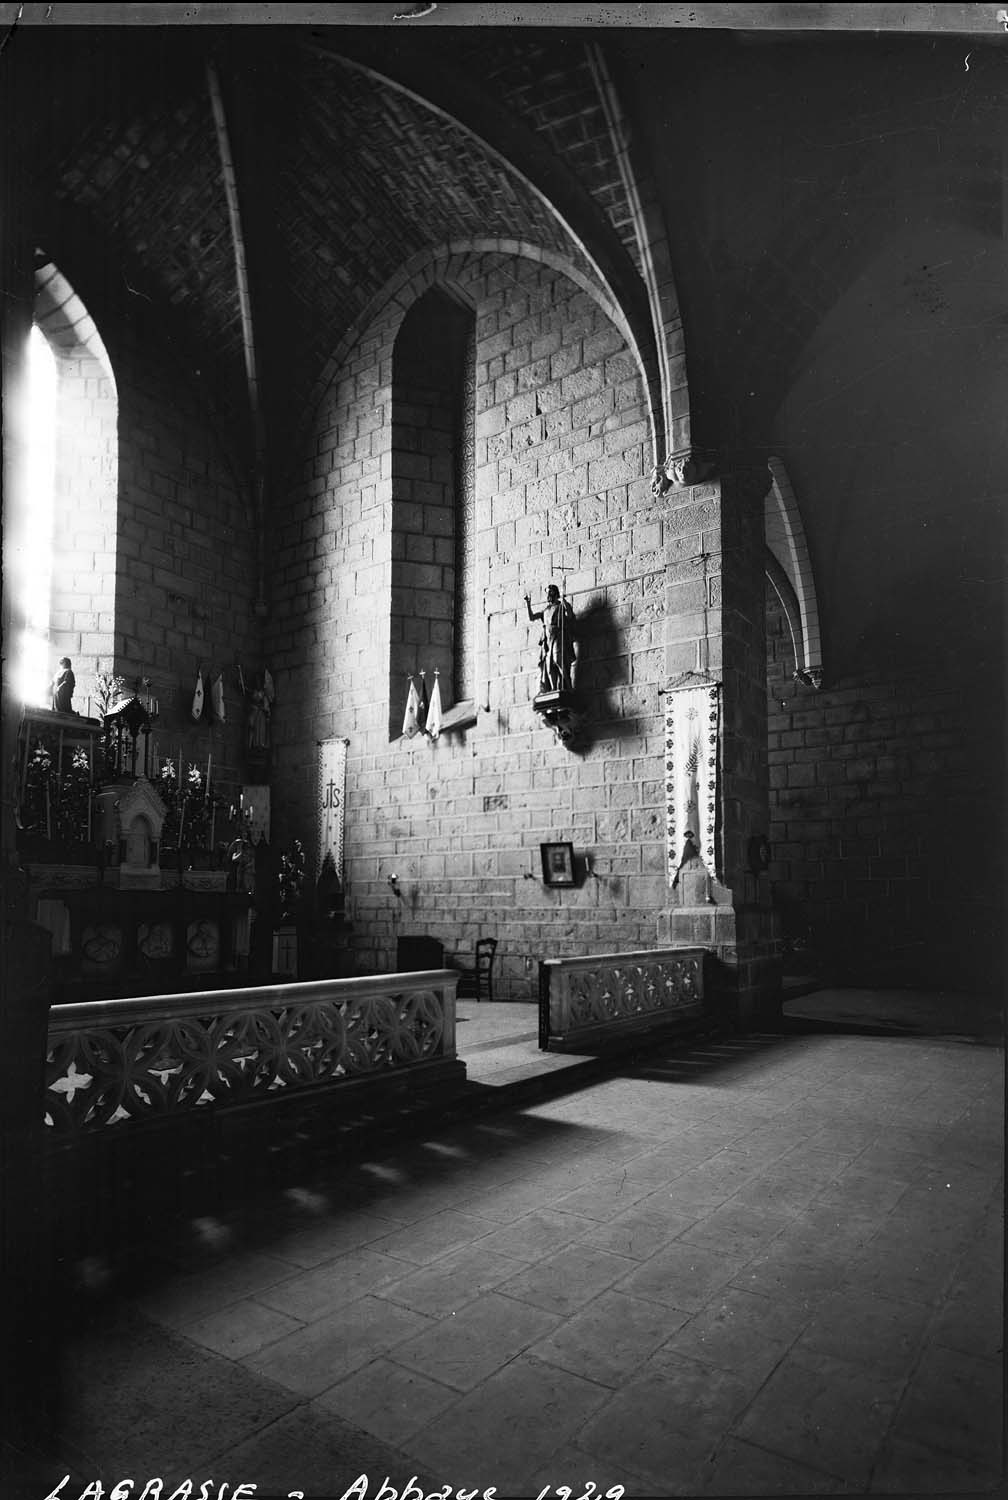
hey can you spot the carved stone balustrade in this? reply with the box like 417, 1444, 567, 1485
539, 946, 706, 1052
44, 969, 463, 1137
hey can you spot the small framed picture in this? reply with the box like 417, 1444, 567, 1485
541, 841, 576, 887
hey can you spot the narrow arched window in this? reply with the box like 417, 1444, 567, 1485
389, 287, 475, 736
13, 262, 118, 709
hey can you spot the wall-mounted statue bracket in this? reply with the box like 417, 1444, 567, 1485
532, 689, 582, 745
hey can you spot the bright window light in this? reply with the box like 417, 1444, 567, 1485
16, 325, 57, 705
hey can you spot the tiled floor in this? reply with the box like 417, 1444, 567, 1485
4, 999, 1004, 1499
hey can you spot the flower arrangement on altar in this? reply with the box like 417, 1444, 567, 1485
55, 746, 93, 844
157, 757, 225, 856
19, 741, 93, 845
278, 838, 306, 921
94, 671, 128, 721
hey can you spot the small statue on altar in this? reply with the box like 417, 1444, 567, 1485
50, 657, 75, 714
227, 831, 256, 896
525, 584, 577, 695
245, 667, 275, 752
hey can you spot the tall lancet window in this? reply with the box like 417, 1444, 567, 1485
16, 324, 58, 704
389, 288, 476, 737
11, 261, 119, 707
454, 328, 476, 705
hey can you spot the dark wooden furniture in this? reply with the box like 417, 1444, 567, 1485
451, 937, 498, 1003
37, 880, 253, 1002
396, 934, 445, 972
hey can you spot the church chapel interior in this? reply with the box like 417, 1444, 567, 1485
1, 4, 1005, 1492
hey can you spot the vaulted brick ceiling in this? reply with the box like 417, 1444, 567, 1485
11, 21, 1005, 487
13, 25, 645, 480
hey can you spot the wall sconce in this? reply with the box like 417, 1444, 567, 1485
388, 873, 402, 898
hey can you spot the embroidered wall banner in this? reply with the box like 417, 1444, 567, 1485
318, 737, 348, 878
665, 681, 720, 886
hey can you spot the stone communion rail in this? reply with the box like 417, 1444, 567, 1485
43, 969, 463, 1137
539, 946, 706, 1051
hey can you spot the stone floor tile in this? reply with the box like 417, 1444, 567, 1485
619, 1141, 724, 1183
366, 1208, 499, 1266
575, 1367, 741, 1491
402, 1354, 610, 1495
59, 1306, 298, 1475
523, 1442, 659, 1497
497, 1242, 638, 1316
3, 1440, 92, 1500
375, 1242, 524, 1317
676, 1202, 793, 1260
475, 1207, 599, 1261
929, 1273, 1005, 1362
733, 1347, 907, 1487
889, 1343, 1004, 1466
634, 1345, 775, 1427
814, 1167, 916, 1217
550, 1172, 661, 1221
699, 1435, 859, 1495
389, 1291, 560, 1390
179, 1297, 304, 1359
312, 1356, 460, 1447
255, 1248, 411, 1321
241, 1296, 433, 1397
616, 1240, 752, 1312
778, 1142, 868, 1176
728, 1242, 849, 1308
773, 1210, 881, 1269
640, 1172, 742, 1219
583, 1201, 701, 1260
868, 1435, 1006, 1494
529, 1288, 688, 1387
461, 1178, 588, 1224
267, 1209, 418, 1268
730, 1166, 827, 1216
128, 1250, 298, 1329
207, 1400, 431, 1499
659, 1286, 810, 1380
792, 1288, 932, 1377
845, 1240, 957, 1307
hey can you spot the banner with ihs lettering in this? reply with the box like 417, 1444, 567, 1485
317, 738, 348, 879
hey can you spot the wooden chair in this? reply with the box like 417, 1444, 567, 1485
452, 937, 498, 1004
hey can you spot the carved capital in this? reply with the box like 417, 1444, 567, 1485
670, 449, 717, 487
794, 666, 824, 691
651, 448, 718, 495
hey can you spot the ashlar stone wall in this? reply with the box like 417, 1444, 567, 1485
270, 250, 674, 999
111, 336, 258, 795
766, 583, 1002, 994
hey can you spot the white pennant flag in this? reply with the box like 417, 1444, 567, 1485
191, 669, 204, 722
402, 677, 421, 739
211, 673, 226, 723
426, 671, 443, 740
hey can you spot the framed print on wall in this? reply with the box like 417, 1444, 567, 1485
541, 841, 576, 887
